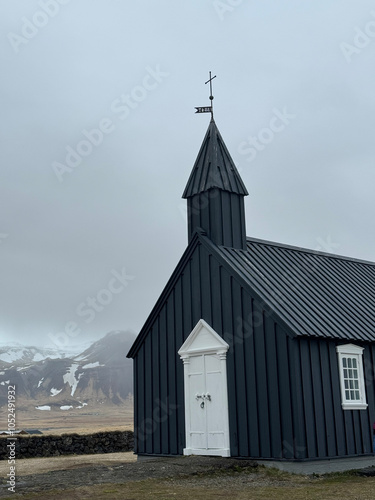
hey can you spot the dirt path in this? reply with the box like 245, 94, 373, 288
0, 454, 257, 498
2, 452, 136, 476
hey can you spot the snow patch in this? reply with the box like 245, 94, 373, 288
74, 354, 88, 362
76, 402, 88, 409
0, 350, 25, 363
60, 405, 73, 411
36, 405, 51, 411
37, 378, 44, 388
0, 371, 4, 375
82, 362, 102, 369
50, 388, 62, 397
63, 363, 82, 396
0, 380, 10, 386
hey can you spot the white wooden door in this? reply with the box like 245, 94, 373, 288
189, 353, 228, 451
179, 319, 230, 457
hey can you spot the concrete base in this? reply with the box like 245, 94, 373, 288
257, 455, 375, 474
137, 454, 179, 462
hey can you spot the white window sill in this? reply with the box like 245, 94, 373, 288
342, 403, 368, 410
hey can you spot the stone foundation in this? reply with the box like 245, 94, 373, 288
0, 430, 134, 459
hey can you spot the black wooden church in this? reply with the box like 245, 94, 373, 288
127, 107, 375, 461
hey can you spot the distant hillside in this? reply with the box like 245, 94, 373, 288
0, 331, 135, 411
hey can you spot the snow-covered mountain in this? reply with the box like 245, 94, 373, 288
0, 331, 135, 409
0, 340, 94, 365
0, 343, 66, 364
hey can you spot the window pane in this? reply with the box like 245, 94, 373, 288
339, 350, 366, 406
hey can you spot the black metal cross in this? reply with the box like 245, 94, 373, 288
205, 71, 216, 118
195, 72, 217, 119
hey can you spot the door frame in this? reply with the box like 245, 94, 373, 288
178, 319, 230, 457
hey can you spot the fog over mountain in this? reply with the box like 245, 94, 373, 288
0, 331, 135, 410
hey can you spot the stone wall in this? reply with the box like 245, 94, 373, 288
0, 431, 134, 459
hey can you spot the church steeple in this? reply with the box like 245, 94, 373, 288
182, 119, 248, 249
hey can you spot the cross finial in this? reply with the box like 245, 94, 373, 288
195, 72, 217, 119
205, 71, 216, 120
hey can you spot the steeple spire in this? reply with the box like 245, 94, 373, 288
183, 118, 248, 250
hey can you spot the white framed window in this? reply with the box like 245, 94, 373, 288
336, 344, 367, 410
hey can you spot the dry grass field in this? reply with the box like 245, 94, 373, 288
0, 400, 133, 435
2, 401, 375, 500
1, 459, 375, 500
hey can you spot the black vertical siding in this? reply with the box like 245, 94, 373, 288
151, 323, 161, 454
133, 357, 138, 453
310, 339, 327, 458
174, 280, 185, 454
144, 334, 153, 455
243, 296, 260, 457
136, 345, 145, 454
133, 240, 375, 459
232, 280, 249, 457
289, 337, 308, 459
159, 308, 169, 454
253, 304, 271, 458
265, 318, 282, 458
187, 190, 246, 250
291, 338, 374, 459
221, 268, 238, 455
275, 328, 294, 458
167, 294, 178, 454
319, 342, 337, 457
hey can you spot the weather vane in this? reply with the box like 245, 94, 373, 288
195, 71, 217, 120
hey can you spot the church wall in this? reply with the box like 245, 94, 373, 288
218, 274, 296, 459
290, 337, 375, 459
133, 241, 296, 458
133, 239, 375, 459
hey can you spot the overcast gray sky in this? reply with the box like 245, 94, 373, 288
1, 0, 374, 349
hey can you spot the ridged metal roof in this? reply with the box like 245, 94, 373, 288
182, 120, 248, 198
219, 238, 375, 342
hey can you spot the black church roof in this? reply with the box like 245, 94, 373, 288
217, 237, 375, 343
128, 229, 375, 359
182, 120, 248, 198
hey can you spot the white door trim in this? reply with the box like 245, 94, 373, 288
178, 319, 230, 457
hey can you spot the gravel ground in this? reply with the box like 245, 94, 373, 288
0, 454, 265, 497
